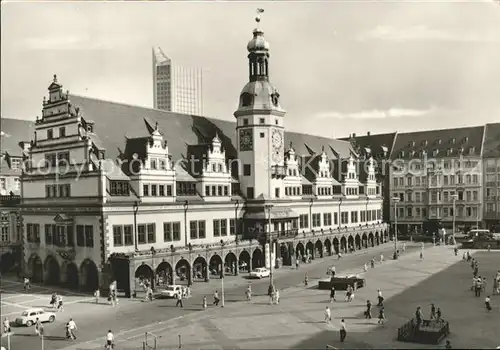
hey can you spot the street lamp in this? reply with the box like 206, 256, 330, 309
183, 201, 189, 247
220, 239, 225, 307
392, 197, 400, 252
150, 246, 156, 289
264, 204, 274, 294
133, 201, 139, 251
451, 194, 458, 245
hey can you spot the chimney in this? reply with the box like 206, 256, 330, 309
367, 131, 371, 136
352, 133, 356, 138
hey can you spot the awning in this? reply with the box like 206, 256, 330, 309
244, 207, 299, 220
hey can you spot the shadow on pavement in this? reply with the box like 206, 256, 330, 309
294, 330, 374, 349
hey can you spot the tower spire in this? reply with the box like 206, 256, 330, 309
255, 8, 264, 29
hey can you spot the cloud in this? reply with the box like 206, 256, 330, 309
357, 25, 500, 43
315, 107, 437, 120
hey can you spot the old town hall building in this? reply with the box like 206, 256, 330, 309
20, 21, 386, 296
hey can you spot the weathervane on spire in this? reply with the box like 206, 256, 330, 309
255, 8, 265, 28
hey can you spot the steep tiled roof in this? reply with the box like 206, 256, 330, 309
483, 123, 500, 158
340, 132, 397, 159
1, 118, 35, 157
68, 95, 354, 167
390, 126, 485, 160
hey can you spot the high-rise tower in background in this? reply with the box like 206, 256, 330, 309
152, 47, 203, 115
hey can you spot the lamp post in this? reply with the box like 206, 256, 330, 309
451, 194, 458, 245
170, 245, 175, 285
133, 201, 139, 251
392, 197, 400, 252
220, 239, 225, 307
265, 204, 274, 293
150, 246, 156, 289
183, 201, 189, 247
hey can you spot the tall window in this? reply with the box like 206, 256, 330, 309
147, 223, 156, 243
323, 213, 332, 226
84, 225, 94, 247
138, 224, 146, 244
299, 214, 309, 229
113, 226, 123, 246
124, 225, 133, 246
163, 222, 181, 242
312, 213, 321, 227
341, 212, 348, 224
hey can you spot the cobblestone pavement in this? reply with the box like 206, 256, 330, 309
1, 242, 410, 350
53, 244, 498, 350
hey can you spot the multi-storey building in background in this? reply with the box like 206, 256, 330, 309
390, 127, 484, 234
152, 47, 203, 115
482, 123, 500, 232
0, 118, 33, 273
17, 22, 386, 296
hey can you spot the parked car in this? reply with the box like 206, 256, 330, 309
249, 267, 270, 279
160, 285, 185, 299
15, 308, 56, 327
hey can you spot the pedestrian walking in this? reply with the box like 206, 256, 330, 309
304, 274, 308, 286
324, 306, 332, 323
485, 296, 492, 312
331, 266, 336, 277
68, 318, 77, 340
202, 295, 207, 310
57, 295, 64, 312
105, 330, 114, 349
213, 290, 220, 306
296, 258, 299, 269
377, 307, 385, 325
339, 319, 347, 342
380, 253, 384, 263
3, 317, 11, 334
475, 277, 483, 297
275, 289, 280, 304
445, 340, 452, 349
329, 286, 336, 303
365, 300, 372, 319
371, 258, 375, 268
35, 318, 43, 337
345, 285, 353, 302
246, 285, 252, 301
175, 292, 183, 308
420, 251, 424, 260
23, 277, 30, 291
363, 263, 368, 272
377, 289, 384, 307
94, 289, 100, 304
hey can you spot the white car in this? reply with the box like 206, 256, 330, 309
249, 267, 270, 279
160, 285, 184, 299
15, 308, 56, 327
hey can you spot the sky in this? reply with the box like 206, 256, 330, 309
1, 0, 500, 139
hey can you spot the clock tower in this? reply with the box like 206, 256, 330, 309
234, 13, 286, 200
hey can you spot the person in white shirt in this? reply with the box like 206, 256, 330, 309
275, 289, 280, 304
380, 254, 384, 263
377, 289, 384, 306
485, 296, 492, 312
106, 330, 114, 349
3, 317, 10, 334
68, 318, 77, 340
324, 306, 331, 323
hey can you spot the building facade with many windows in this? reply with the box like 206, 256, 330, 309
0, 118, 33, 272
152, 47, 203, 115
20, 23, 386, 296
389, 127, 485, 235
482, 123, 500, 232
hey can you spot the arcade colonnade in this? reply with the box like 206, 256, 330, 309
111, 229, 388, 296
25, 253, 100, 292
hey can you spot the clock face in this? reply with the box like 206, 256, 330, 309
272, 151, 282, 163
272, 129, 283, 149
239, 129, 253, 151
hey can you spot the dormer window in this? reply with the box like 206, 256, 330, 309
47, 129, 53, 139
159, 159, 166, 170
240, 93, 253, 107
218, 164, 223, 172
150, 159, 157, 170
469, 147, 475, 155
212, 164, 217, 172
436, 139, 441, 145
59, 127, 66, 138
